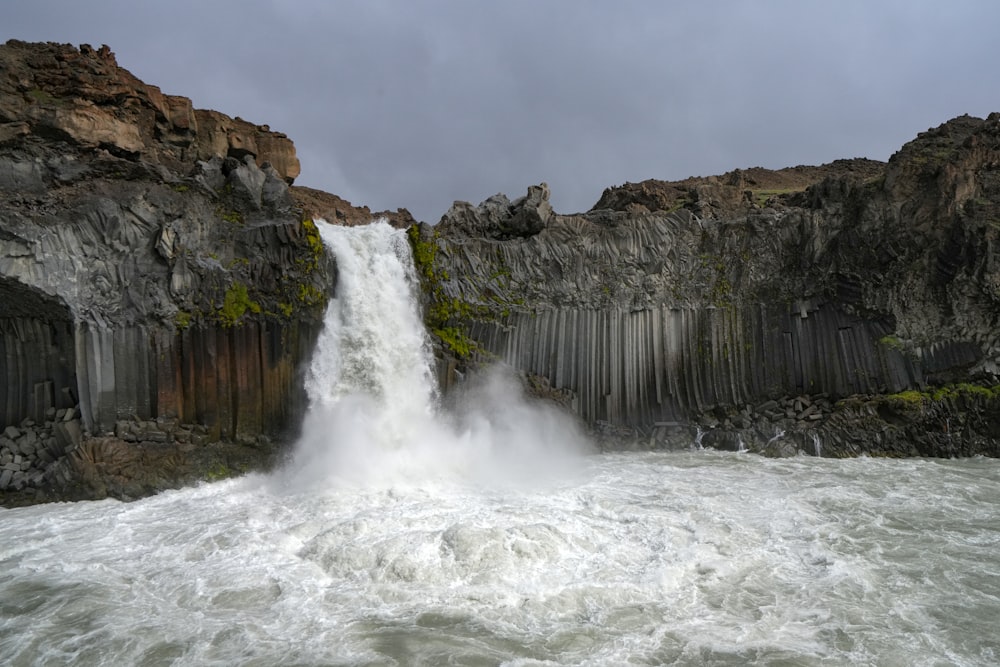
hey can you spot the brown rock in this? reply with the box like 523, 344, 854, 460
590, 158, 886, 218
290, 184, 417, 227
0, 39, 301, 182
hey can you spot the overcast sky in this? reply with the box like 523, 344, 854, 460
5, 1, 999, 222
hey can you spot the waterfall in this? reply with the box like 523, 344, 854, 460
811, 432, 823, 458
284, 220, 589, 490
304, 220, 438, 426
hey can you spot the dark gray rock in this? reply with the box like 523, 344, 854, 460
0, 40, 329, 448
424, 115, 1000, 458
224, 155, 267, 209
0, 156, 46, 193
437, 183, 553, 240
53, 420, 82, 452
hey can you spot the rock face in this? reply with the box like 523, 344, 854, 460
417, 114, 1000, 457
0, 40, 337, 499
291, 185, 417, 228
0, 40, 300, 182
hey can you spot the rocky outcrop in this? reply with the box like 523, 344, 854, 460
291, 184, 417, 227
440, 183, 554, 239
0, 40, 300, 181
591, 159, 885, 218
416, 114, 1000, 457
0, 41, 335, 502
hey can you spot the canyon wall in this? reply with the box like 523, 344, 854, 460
3, 38, 999, 499
416, 116, 1000, 455
0, 40, 342, 498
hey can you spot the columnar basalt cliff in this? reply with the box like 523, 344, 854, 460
0, 40, 354, 499
414, 115, 1000, 457
3, 40, 999, 504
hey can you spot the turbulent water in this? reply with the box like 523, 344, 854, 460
2, 222, 1000, 666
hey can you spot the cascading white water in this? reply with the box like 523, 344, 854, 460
1, 221, 999, 666
305, 220, 438, 421
284, 219, 587, 490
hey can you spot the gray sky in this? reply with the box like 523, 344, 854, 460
5, 1, 999, 222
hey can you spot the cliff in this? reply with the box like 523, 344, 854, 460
0, 40, 354, 500
3, 40, 998, 505
414, 114, 1000, 457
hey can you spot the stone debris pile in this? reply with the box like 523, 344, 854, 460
0, 406, 82, 491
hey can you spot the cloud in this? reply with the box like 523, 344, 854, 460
4, 1, 999, 221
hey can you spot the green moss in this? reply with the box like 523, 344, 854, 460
888, 390, 925, 405
886, 383, 1000, 407
174, 311, 193, 330
264, 218, 329, 319
929, 383, 1000, 402
301, 218, 324, 270
216, 207, 244, 225
297, 283, 324, 306
408, 223, 440, 282
218, 283, 260, 327
205, 462, 232, 481
878, 335, 905, 352
710, 276, 733, 307
171, 183, 190, 193
433, 326, 476, 358
406, 224, 486, 358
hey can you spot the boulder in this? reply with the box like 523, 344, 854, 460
438, 183, 553, 239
